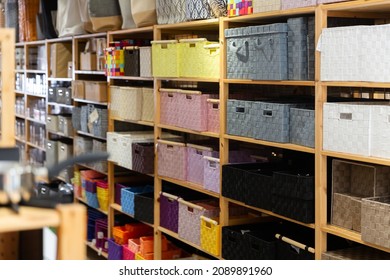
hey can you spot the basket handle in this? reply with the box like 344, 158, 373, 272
161, 192, 179, 201
207, 99, 220, 104
178, 198, 204, 211
231, 40, 249, 62
178, 89, 202, 95
339, 112, 352, 120
255, 37, 274, 62
275, 234, 315, 254
204, 156, 220, 163
157, 139, 186, 147
200, 215, 218, 226
187, 143, 213, 152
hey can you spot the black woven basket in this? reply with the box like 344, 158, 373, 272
134, 192, 154, 224
245, 168, 274, 211
124, 47, 140, 77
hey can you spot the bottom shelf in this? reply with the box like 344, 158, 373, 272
86, 241, 108, 259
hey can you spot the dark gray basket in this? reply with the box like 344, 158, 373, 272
252, 101, 300, 143
92, 108, 108, 138
72, 107, 81, 131
289, 107, 315, 148
307, 17, 315, 81
227, 99, 255, 138
80, 106, 89, 133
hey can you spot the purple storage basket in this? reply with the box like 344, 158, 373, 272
108, 238, 123, 260
160, 192, 180, 233
157, 140, 187, 181
207, 99, 220, 133
203, 156, 221, 193
132, 142, 154, 175
114, 183, 128, 205
85, 179, 97, 193
160, 88, 179, 126
186, 144, 215, 186
95, 218, 108, 249
281, 0, 317, 10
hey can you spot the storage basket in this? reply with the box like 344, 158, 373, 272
58, 142, 73, 163
113, 223, 153, 245
124, 47, 140, 77
152, 40, 179, 77
289, 106, 315, 148
272, 170, 315, 223
275, 232, 314, 260
160, 192, 180, 233
109, 86, 143, 121
226, 99, 254, 138
281, 0, 317, 10
200, 216, 220, 256
178, 199, 220, 246
253, 0, 281, 13
134, 192, 154, 224
58, 115, 73, 137
121, 185, 154, 216
132, 142, 154, 174
179, 38, 220, 79
46, 140, 58, 168
95, 219, 108, 250
141, 87, 154, 122
185, 0, 214, 21
86, 191, 100, 208
140, 46, 152, 78
128, 238, 141, 253
119, 132, 155, 170
318, 0, 354, 3
96, 180, 109, 212
361, 196, 390, 249
85, 81, 107, 102
159, 88, 180, 126
156, 0, 186, 24
46, 115, 59, 132
72, 80, 85, 99
207, 99, 220, 133
370, 104, 390, 159
140, 235, 168, 255
72, 106, 82, 131
228, 0, 253, 17
203, 156, 220, 193
186, 144, 215, 186
91, 108, 108, 138
122, 245, 135, 260
321, 246, 390, 260
105, 47, 124, 76
108, 238, 123, 260
157, 140, 187, 181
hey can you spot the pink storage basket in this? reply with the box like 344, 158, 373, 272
122, 245, 135, 260
160, 88, 179, 126
317, 0, 353, 3
186, 144, 215, 186
281, 0, 317, 9
177, 89, 213, 131
128, 238, 141, 253
178, 199, 220, 246
203, 156, 220, 193
207, 99, 220, 134
157, 140, 187, 181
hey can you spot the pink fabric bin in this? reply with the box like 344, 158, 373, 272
207, 99, 220, 134
160, 88, 180, 126
186, 144, 216, 186
157, 140, 187, 181
281, 0, 317, 9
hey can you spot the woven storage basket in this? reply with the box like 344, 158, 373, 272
186, 144, 215, 186
204, 156, 220, 193
121, 185, 153, 215
74, 136, 93, 156
370, 104, 390, 159
157, 140, 187, 181
253, 101, 301, 143
72, 106, 82, 131
179, 38, 220, 79
156, 0, 186, 24
122, 245, 135, 260
96, 180, 109, 212
207, 99, 220, 133
141, 87, 154, 122
160, 192, 181, 233
152, 40, 179, 77
281, 0, 317, 9
110, 86, 143, 121
124, 47, 140, 77
134, 192, 154, 224
318, 0, 355, 3
331, 159, 390, 232
177, 89, 213, 131
178, 199, 219, 246
108, 238, 123, 260
91, 108, 108, 138
160, 88, 180, 126
227, 99, 255, 138
95, 219, 108, 250
253, 0, 281, 13
228, 0, 253, 17
321, 246, 390, 260
185, 0, 214, 21
361, 196, 390, 249
132, 142, 154, 174
289, 106, 315, 148
46, 115, 59, 132
200, 216, 220, 256
140, 46, 152, 78
272, 170, 315, 223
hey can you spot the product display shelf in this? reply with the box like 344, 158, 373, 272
47, 102, 73, 109
109, 161, 154, 178
14, 136, 25, 143
15, 113, 25, 119
315, 0, 390, 259
158, 124, 219, 138
26, 117, 45, 125
26, 141, 45, 151
110, 116, 154, 127
47, 130, 74, 140
25, 70, 46, 74
110, 203, 154, 228
77, 163, 109, 176
47, 78, 72, 82
86, 241, 108, 259
159, 176, 220, 198
74, 70, 106, 75
109, 76, 154, 82
15, 90, 25, 95
225, 79, 316, 87
76, 197, 108, 216
76, 130, 107, 141
73, 98, 108, 106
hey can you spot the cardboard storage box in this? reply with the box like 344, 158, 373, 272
85, 81, 107, 102
80, 52, 97, 71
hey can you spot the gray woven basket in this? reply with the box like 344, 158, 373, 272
227, 99, 255, 138
289, 107, 315, 148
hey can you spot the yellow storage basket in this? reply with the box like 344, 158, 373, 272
152, 40, 179, 78
200, 216, 220, 256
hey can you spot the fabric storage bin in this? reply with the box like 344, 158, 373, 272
74, 136, 93, 156
57, 142, 73, 163
132, 142, 154, 174
275, 231, 314, 260
160, 192, 182, 233
107, 131, 128, 163
110, 86, 142, 121
186, 144, 215, 186
252, 101, 301, 143
156, 0, 186, 24
228, 0, 253, 17
96, 180, 109, 212
289, 106, 315, 148
128, 238, 141, 254
227, 99, 255, 138
46, 140, 58, 167
157, 140, 187, 181
152, 40, 179, 77
72, 107, 81, 131
323, 102, 380, 156
121, 185, 153, 216
253, 0, 281, 13
186, 0, 214, 21
331, 159, 390, 232
321, 246, 390, 260
134, 192, 154, 224
108, 238, 123, 260
160, 88, 180, 126
360, 196, 390, 249
207, 99, 220, 133
85, 81, 107, 102
281, 0, 317, 9
58, 115, 73, 137
287, 17, 313, 81
124, 47, 140, 77
200, 216, 220, 256
46, 115, 59, 132
85, 190, 100, 209
204, 156, 220, 193
178, 199, 219, 246
141, 87, 154, 123
56, 87, 71, 105
272, 170, 315, 223
140, 235, 168, 255
50, 43, 72, 78
48, 87, 57, 102
177, 89, 213, 131
91, 108, 108, 138
370, 104, 390, 159
179, 39, 220, 79
140, 46, 152, 78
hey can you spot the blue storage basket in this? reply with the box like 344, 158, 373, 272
86, 191, 100, 209
121, 185, 153, 216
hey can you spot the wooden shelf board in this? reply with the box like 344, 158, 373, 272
156, 77, 219, 83
46, 37, 73, 43
48, 130, 74, 139
14, 69, 25, 73
322, 225, 390, 254
26, 117, 46, 125
76, 163, 108, 176
74, 70, 106, 75
158, 124, 219, 138
111, 203, 154, 227
14, 136, 26, 143
47, 102, 74, 108
85, 241, 108, 259
225, 198, 315, 229
24, 40, 46, 46
159, 176, 220, 198
15, 113, 25, 119
111, 116, 154, 127
225, 79, 315, 86
225, 6, 316, 23
225, 134, 315, 153
76, 197, 108, 215
0, 206, 60, 233
77, 130, 107, 141
26, 141, 45, 151
321, 81, 390, 88
47, 77, 72, 82
158, 226, 222, 259
15, 90, 25, 95
155, 18, 220, 31
322, 150, 390, 166
108, 26, 154, 36
73, 98, 108, 106
74, 32, 107, 40
108, 161, 154, 177
25, 69, 46, 74
108, 75, 154, 81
